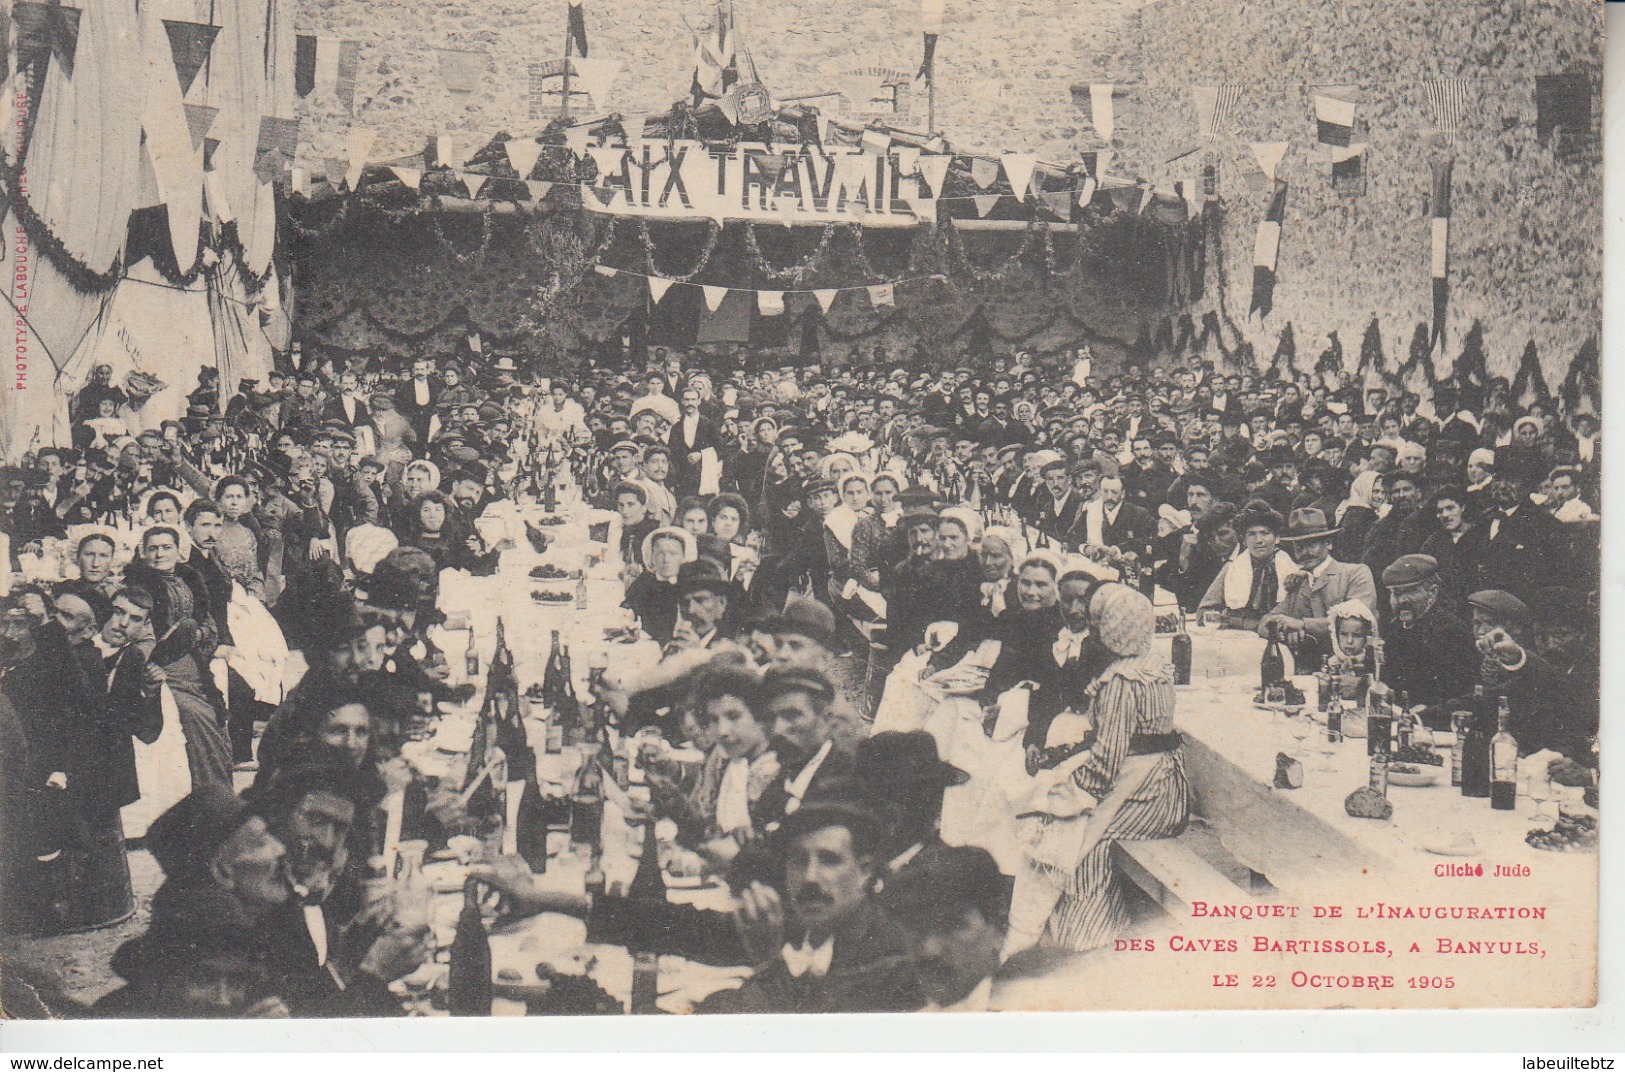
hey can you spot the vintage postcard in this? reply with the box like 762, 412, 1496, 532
0, 0, 1601, 1023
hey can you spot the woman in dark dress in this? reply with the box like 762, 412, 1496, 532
623, 526, 694, 644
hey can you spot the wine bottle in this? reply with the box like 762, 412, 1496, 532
575, 562, 589, 611
448, 878, 492, 1017
542, 631, 565, 706
1461, 686, 1492, 798
513, 780, 550, 875
1449, 710, 1469, 788
1490, 696, 1518, 811
1170, 604, 1192, 686
1260, 620, 1286, 692
465, 629, 480, 679
1395, 691, 1413, 752
627, 819, 665, 1015
570, 748, 605, 850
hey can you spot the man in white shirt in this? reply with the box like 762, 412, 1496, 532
1547, 465, 1597, 523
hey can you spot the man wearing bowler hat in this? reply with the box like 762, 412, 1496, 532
1261, 507, 1377, 668
852, 731, 970, 876
1377, 554, 1478, 719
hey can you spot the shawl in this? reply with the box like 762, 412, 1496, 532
1220, 549, 1299, 612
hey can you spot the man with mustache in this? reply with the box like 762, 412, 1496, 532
697, 799, 922, 1014
753, 667, 852, 833
1377, 554, 1478, 721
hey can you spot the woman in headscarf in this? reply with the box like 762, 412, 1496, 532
982, 549, 1066, 701
822, 472, 873, 613
1333, 470, 1383, 563
388, 459, 441, 540
849, 471, 905, 592
1008, 582, 1189, 955
623, 527, 694, 644
977, 525, 1026, 619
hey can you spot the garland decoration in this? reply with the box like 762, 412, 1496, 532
638, 217, 721, 281
743, 221, 837, 284
0, 150, 124, 293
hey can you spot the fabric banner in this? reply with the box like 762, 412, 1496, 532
1250, 180, 1287, 319
702, 284, 728, 312
1430, 156, 1453, 352
868, 283, 895, 308
757, 290, 785, 316
142, 15, 204, 272
163, 20, 219, 94
1089, 83, 1114, 143
438, 49, 489, 94
918, 33, 937, 80
647, 276, 675, 303
567, 0, 589, 58
582, 139, 927, 227
1001, 153, 1037, 200
334, 40, 360, 112
506, 137, 544, 178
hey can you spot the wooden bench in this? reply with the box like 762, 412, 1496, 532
1113, 836, 1255, 914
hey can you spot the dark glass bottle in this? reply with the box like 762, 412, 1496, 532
627, 819, 665, 1014
1461, 686, 1492, 798
1170, 604, 1192, 686
448, 878, 492, 1017
1260, 620, 1286, 691
1490, 696, 1518, 811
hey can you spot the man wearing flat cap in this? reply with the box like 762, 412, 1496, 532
1260, 507, 1377, 668
1377, 554, 1478, 717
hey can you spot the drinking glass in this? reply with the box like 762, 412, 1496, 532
1315, 714, 1340, 772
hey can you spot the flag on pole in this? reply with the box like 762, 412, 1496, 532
1314, 93, 1356, 147
567, 0, 589, 58
1250, 180, 1287, 319
918, 34, 937, 80
1429, 157, 1452, 353
1089, 83, 1114, 143
1423, 79, 1469, 144
691, 8, 736, 102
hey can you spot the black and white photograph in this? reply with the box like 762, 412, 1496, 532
0, 0, 1606, 1032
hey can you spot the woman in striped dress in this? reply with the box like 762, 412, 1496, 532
1014, 582, 1190, 953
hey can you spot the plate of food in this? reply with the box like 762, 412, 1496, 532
1526, 811, 1597, 853
529, 564, 573, 580
533, 515, 567, 527
1389, 762, 1443, 787
531, 589, 574, 605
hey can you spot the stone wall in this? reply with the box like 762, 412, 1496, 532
291, 0, 1601, 384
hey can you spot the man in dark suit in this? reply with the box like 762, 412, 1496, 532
1120, 435, 1173, 511
1379, 554, 1479, 719
1073, 475, 1155, 562
1034, 458, 1079, 543
393, 357, 442, 444
184, 498, 260, 766
667, 385, 724, 495
321, 370, 372, 430
1480, 475, 1569, 601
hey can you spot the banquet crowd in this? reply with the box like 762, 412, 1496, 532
0, 343, 1601, 1017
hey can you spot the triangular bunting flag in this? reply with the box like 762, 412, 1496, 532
575, 57, 622, 109
1038, 188, 1071, 221
526, 180, 554, 201
1137, 186, 1154, 215
907, 198, 937, 221
860, 127, 891, 156
505, 138, 544, 179
563, 125, 591, 158
391, 166, 422, 190
648, 276, 675, 303
1314, 93, 1357, 146
345, 128, 374, 192
435, 134, 462, 169
323, 158, 347, 187
586, 184, 617, 208
621, 115, 645, 143
867, 283, 895, 308
917, 154, 950, 197
46, 5, 80, 78
1089, 83, 1114, 143
183, 104, 218, 151
1250, 142, 1289, 183
702, 285, 728, 312
972, 193, 1000, 217
295, 34, 317, 96
588, 145, 625, 176
257, 116, 300, 157
813, 289, 837, 314
165, 20, 219, 95
1322, 142, 1367, 164
970, 158, 1000, 189
461, 172, 488, 198
758, 290, 785, 316
1001, 153, 1038, 200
